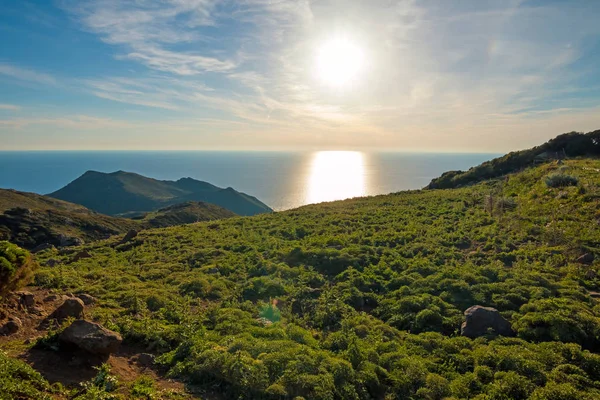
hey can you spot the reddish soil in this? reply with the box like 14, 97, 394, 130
0, 287, 192, 398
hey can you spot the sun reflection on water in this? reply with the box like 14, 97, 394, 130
306, 151, 366, 204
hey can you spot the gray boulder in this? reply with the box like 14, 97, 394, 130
0, 317, 22, 335
577, 253, 594, 265
58, 234, 84, 247
461, 305, 513, 338
45, 259, 60, 267
134, 353, 155, 367
49, 298, 84, 321
71, 250, 92, 263
120, 230, 138, 244
16, 291, 36, 308
31, 243, 55, 253
43, 294, 68, 303
76, 294, 97, 305
60, 320, 122, 355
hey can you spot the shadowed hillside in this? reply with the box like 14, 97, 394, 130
0, 190, 237, 250
0, 189, 138, 249
139, 201, 236, 228
48, 170, 272, 216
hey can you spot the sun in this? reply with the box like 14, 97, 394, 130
316, 37, 365, 87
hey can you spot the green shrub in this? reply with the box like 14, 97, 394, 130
545, 174, 578, 188
0, 241, 37, 295
75, 364, 120, 400
130, 375, 158, 399
0, 351, 54, 399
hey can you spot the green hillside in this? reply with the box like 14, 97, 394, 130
0, 190, 237, 250
428, 130, 600, 189
48, 170, 273, 216
23, 157, 600, 399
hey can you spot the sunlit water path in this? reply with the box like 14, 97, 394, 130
0, 151, 498, 211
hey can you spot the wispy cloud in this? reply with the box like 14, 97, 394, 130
4, 0, 598, 150
61, 0, 234, 75
0, 104, 21, 111
0, 114, 137, 129
0, 63, 56, 85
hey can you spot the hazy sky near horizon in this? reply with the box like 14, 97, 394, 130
1, 0, 599, 151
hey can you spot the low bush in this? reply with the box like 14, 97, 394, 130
0, 350, 54, 399
545, 174, 578, 188
0, 241, 37, 295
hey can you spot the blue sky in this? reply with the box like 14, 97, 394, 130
1, 0, 599, 151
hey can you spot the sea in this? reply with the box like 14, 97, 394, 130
0, 151, 499, 211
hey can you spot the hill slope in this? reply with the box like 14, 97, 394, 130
24, 157, 600, 399
0, 189, 138, 249
48, 170, 272, 216
428, 129, 600, 189
0, 190, 237, 249
139, 201, 236, 228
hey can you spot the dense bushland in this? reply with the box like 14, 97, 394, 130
22, 158, 600, 398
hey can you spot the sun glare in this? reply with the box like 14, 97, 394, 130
307, 151, 366, 204
316, 37, 365, 87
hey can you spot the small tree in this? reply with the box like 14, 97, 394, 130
0, 241, 37, 296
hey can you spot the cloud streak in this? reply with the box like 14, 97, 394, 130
0, 63, 56, 86
62, 0, 234, 75
0, 104, 21, 111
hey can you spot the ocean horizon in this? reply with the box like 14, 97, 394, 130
0, 151, 499, 211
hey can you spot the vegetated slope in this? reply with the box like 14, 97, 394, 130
0, 190, 237, 250
427, 129, 600, 189
29, 158, 600, 399
139, 201, 236, 228
48, 170, 273, 216
0, 189, 138, 249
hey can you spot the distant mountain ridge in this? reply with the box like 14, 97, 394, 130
48, 170, 273, 216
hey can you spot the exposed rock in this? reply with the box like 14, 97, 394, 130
58, 248, 76, 256
31, 243, 56, 253
0, 317, 22, 335
586, 270, 597, 280
24, 336, 42, 345
134, 353, 155, 367
577, 253, 595, 265
6, 207, 33, 216
59, 320, 122, 355
45, 259, 60, 267
256, 317, 273, 327
71, 250, 92, 263
119, 229, 138, 244
29, 306, 45, 316
461, 305, 513, 338
58, 234, 85, 247
16, 291, 36, 308
76, 294, 97, 305
43, 294, 67, 303
48, 298, 85, 321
